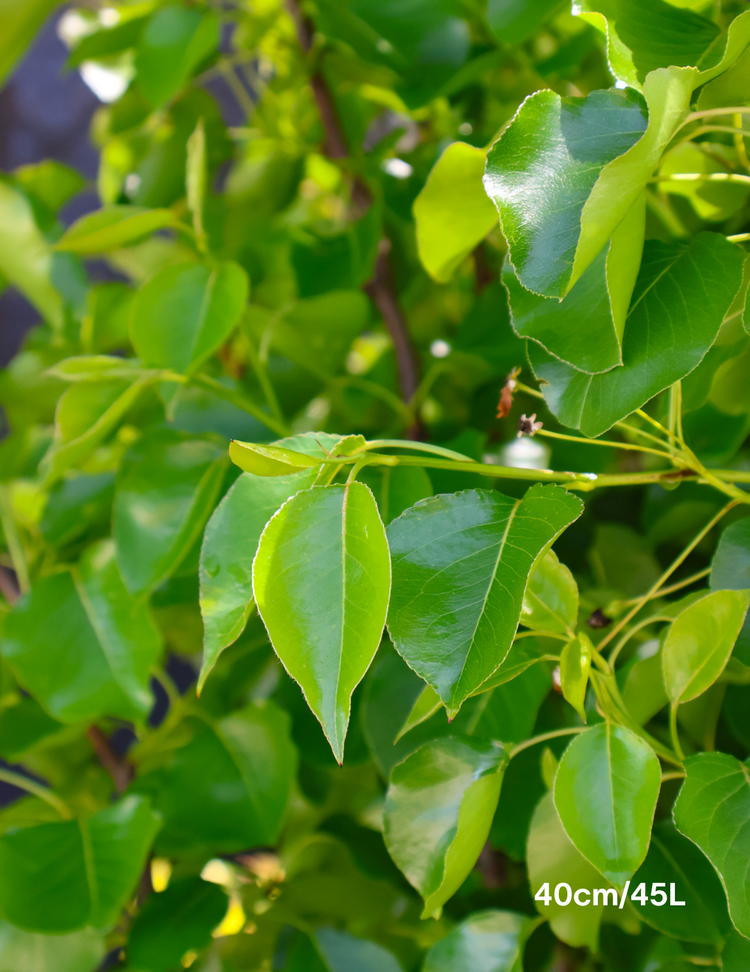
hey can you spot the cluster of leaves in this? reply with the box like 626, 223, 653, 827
4, 1, 750, 971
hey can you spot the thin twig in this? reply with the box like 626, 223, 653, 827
86, 726, 133, 795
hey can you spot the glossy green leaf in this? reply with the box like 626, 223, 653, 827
199, 468, 316, 691
0, 795, 160, 933
130, 260, 249, 376
127, 877, 228, 972
253, 482, 391, 763
483, 87, 648, 298
384, 736, 508, 918
629, 819, 730, 945
553, 723, 661, 885
673, 751, 750, 938
387, 485, 583, 712
414, 141, 497, 283
136, 703, 296, 854
114, 429, 228, 595
0, 180, 63, 329
662, 589, 750, 706
229, 440, 323, 477
521, 548, 578, 636
0, 921, 104, 972
559, 634, 592, 721
2, 540, 160, 723
56, 207, 178, 255
527, 792, 638, 949
423, 909, 526, 972
135, 6, 219, 108
529, 234, 745, 436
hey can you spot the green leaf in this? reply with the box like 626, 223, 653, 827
473, 636, 557, 694
55, 207, 178, 255
621, 645, 668, 726
287, 927, 405, 972
527, 791, 638, 949
67, 15, 148, 68
529, 234, 745, 436
483, 88, 648, 298
711, 519, 750, 591
0, 180, 63, 329
186, 118, 207, 243
14, 161, 86, 214
521, 548, 578, 636
199, 469, 316, 691
0, 696, 65, 761
559, 633, 592, 721
471, 664, 551, 745
486, 0, 563, 44
662, 589, 750, 706
0, 921, 104, 972
386, 485, 583, 713
395, 684, 442, 742
0, 0, 58, 85
136, 703, 296, 854
423, 909, 527, 972
359, 464, 434, 525
2, 540, 160, 723
414, 142, 497, 283
135, 6, 219, 108
579, 0, 720, 85
629, 819, 730, 945
130, 261, 249, 376
553, 723, 661, 885
673, 751, 750, 938
229, 441, 323, 477
384, 736, 508, 918
0, 795, 160, 933
114, 429, 228, 596
127, 877, 228, 972
253, 482, 391, 763
724, 928, 750, 972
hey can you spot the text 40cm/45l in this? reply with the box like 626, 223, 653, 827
535, 882, 686, 908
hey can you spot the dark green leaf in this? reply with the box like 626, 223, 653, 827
127, 877, 228, 972
529, 235, 745, 436
2, 541, 160, 722
384, 736, 508, 918
136, 703, 296, 855
723, 928, 750, 972
486, 0, 563, 45
0, 696, 65, 761
553, 724, 661, 885
470, 664, 551, 745
629, 820, 730, 945
387, 485, 583, 713
673, 751, 750, 938
114, 429, 228, 595
130, 261, 249, 375
423, 909, 526, 972
199, 469, 316, 691
0, 795, 160, 933
253, 482, 391, 763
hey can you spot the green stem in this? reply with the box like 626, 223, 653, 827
670, 705, 686, 762
188, 374, 290, 437
661, 770, 686, 783
364, 440, 475, 462
508, 727, 587, 759
0, 486, 29, 594
618, 567, 711, 606
682, 106, 750, 127
598, 500, 738, 653
669, 381, 683, 443
243, 325, 284, 423
608, 614, 672, 668
0, 768, 71, 818
728, 233, 750, 243
652, 172, 750, 187
536, 428, 675, 462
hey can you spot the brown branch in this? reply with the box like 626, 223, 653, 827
86, 726, 133, 794
285, 0, 421, 429
473, 242, 495, 294
0, 567, 20, 606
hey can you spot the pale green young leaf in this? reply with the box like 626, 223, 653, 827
384, 736, 507, 918
55, 207, 178, 255
0, 795, 160, 934
629, 819, 730, 945
394, 684, 442, 743
521, 548, 578, 636
253, 482, 391, 763
114, 430, 228, 596
553, 723, 661, 885
527, 792, 639, 949
199, 469, 317, 692
229, 441, 323, 477
530, 234, 745, 436
621, 644, 668, 725
387, 485, 583, 712
483, 87, 648, 298
0, 0, 59, 85
673, 751, 750, 938
559, 634, 592, 721
662, 589, 750, 706
130, 260, 249, 376
0, 921, 104, 972
423, 909, 526, 972
414, 141, 497, 283
186, 118, 207, 244
1, 541, 160, 723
